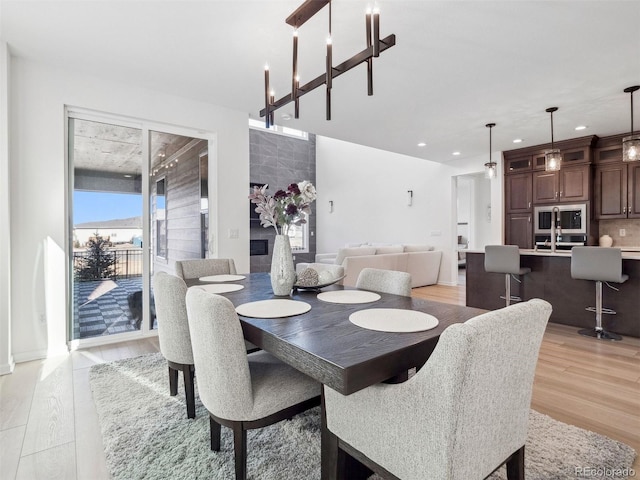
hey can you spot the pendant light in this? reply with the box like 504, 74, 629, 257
622, 85, 640, 162
544, 107, 562, 171
484, 123, 497, 179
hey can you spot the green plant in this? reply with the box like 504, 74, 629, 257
75, 233, 116, 281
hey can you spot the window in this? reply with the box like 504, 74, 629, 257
248, 118, 309, 140
287, 213, 309, 253
155, 178, 167, 258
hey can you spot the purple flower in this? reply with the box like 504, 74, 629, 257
274, 189, 288, 199
246, 180, 316, 235
287, 183, 300, 195
285, 203, 298, 216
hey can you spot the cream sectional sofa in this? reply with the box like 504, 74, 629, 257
297, 244, 442, 288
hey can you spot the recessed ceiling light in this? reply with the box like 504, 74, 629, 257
513, 138, 523, 144
123, 174, 133, 178
575, 125, 587, 131
417, 142, 426, 147
281, 113, 292, 121
452, 151, 461, 156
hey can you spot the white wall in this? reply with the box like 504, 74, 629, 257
0, 42, 13, 374
449, 153, 504, 247
315, 136, 458, 285
8, 57, 250, 362
472, 173, 494, 248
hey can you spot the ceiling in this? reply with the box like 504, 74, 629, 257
2, 1, 639, 164
72, 119, 197, 175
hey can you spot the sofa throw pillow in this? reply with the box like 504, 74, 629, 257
403, 244, 435, 253
375, 245, 404, 255
335, 246, 377, 265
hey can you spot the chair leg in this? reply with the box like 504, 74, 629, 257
578, 281, 622, 341
168, 365, 178, 396
183, 364, 196, 419
210, 416, 221, 451
505, 273, 511, 307
232, 423, 247, 480
506, 446, 525, 480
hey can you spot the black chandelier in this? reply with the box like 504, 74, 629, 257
260, 0, 396, 127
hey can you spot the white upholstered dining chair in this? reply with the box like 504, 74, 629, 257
324, 298, 552, 480
174, 258, 237, 281
185, 288, 321, 480
355, 267, 412, 297
153, 271, 196, 418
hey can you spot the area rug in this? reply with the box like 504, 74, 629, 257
89, 353, 636, 480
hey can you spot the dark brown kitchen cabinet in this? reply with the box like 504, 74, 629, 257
630, 163, 640, 218
532, 146, 592, 170
596, 162, 640, 219
559, 165, 590, 202
532, 170, 557, 203
505, 155, 531, 173
506, 213, 532, 249
505, 173, 532, 212
532, 165, 590, 204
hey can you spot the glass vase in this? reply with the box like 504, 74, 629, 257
270, 234, 296, 296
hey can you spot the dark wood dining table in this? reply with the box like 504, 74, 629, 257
187, 272, 486, 479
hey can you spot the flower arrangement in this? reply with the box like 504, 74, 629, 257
249, 181, 316, 235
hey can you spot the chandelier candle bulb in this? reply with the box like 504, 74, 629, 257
365, 8, 373, 95
373, 6, 380, 57
326, 35, 332, 90
366, 8, 372, 47
269, 90, 275, 126
264, 64, 270, 128
326, 35, 332, 121
294, 75, 300, 118
291, 29, 298, 102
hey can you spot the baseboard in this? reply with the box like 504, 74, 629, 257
13, 348, 49, 363
12, 344, 69, 364
0, 359, 15, 375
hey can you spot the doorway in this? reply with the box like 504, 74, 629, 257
68, 111, 209, 344
454, 172, 493, 286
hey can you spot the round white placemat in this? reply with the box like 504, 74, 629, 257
192, 284, 244, 294
316, 290, 381, 304
235, 299, 311, 318
199, 274, 246, 282
349, 308, 439, 332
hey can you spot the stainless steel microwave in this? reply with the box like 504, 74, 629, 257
534, 204, 587, 234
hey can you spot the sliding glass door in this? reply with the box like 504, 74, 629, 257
68, 112, 209, 344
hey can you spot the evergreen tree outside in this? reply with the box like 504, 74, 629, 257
75, 233, 116, 280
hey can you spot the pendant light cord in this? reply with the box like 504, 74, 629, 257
550, 110, 555, 148
489, 125, 492, 161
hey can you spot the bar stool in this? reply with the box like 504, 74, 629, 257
571, 246, 627, 341
484, 245, 531, 307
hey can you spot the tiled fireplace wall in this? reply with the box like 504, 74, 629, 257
249, 129, 317, 272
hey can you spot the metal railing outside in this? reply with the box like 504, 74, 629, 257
73, 248, 144, 280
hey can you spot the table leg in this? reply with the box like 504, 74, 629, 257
321, 387, 339, 480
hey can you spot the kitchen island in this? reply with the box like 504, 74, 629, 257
466, 249, 640, 338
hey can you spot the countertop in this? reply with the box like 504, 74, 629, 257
466, 248, 640, 260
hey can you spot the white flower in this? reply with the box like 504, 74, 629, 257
298, 180, 316, 203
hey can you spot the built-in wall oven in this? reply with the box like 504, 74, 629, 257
534, 203, 588, 249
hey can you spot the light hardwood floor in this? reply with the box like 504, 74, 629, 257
1, 285, 638, 479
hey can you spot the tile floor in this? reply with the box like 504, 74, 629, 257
72, 277, 155, 339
